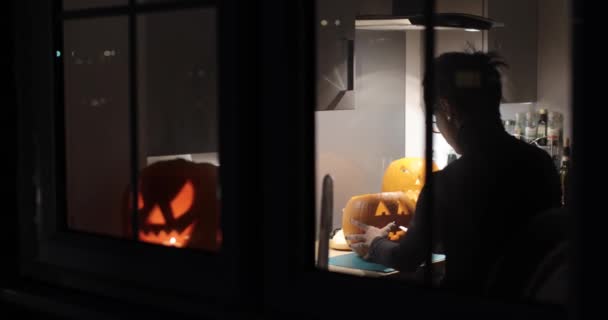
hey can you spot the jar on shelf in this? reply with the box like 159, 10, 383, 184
525, 111, 537, 143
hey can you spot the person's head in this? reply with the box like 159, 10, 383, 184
424, 51, 507, 154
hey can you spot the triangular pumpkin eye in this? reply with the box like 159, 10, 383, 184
397, 202, 406, 215
170, 180, 194, 219
375, 201, 390, 216
147, 205, 165, 225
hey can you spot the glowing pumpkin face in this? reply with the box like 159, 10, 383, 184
126, 159, 220, 251
381, 157, 439, 203
342, 192, 415, 255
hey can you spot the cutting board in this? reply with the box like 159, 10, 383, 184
329, 253, 395, 273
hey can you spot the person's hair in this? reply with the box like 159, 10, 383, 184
424, 50, 508, 121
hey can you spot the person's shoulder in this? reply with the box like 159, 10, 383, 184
432, 156, 467, 180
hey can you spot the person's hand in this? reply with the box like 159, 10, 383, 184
345, 219, 396, 259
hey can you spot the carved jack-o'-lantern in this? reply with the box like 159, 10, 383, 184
125, 159, 220, 251
381, 157, 439, 203
342, 192, 416, 255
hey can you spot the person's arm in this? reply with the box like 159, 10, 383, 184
366, 186, 432, 272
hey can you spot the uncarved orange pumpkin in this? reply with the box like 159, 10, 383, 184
381, 157, 439, 203
342, 192, 416, 256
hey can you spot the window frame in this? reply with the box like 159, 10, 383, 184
14, 0, 264, 313
259, 0, 575, 318
9, 0, 580, 317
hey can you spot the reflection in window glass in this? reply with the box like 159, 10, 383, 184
63, 17, 131, 238
132, 159, 220, 251
135, 8, 220, 251
62, 8, 220, 252
137, 9, 218, 158
63, 0, 127, 11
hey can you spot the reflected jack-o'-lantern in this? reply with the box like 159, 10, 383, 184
342, 192, 415, 256
124, 159, 220, 251
381, 157, 439, 203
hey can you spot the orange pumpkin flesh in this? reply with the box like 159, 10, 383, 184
341, 158, 439, 256
342, 192, 415, 256
125, 159, 220, 251
138, 180, 196, 248
138, 223, 195, 248
381, 157, 439, 202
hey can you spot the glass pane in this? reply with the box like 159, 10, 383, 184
136, 8, 220, 251
63, 0, 127, 11
315, 0, 571, 305
315, 0, 428, 283
63, 17, 131, 238
429, 0, 570, 304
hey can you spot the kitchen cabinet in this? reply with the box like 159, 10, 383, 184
316, 0, 355, 111
436, 0, 484, 55
435, 0, 538, 103
356, 0, 393, 15
486, 0, 538, 103
356, 0, 425, 16
356, 0, 485, 55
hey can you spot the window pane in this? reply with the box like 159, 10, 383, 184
63, 0, 127, 11
63, 17, 131, 238
429, 0, 570, 304
136, 8, 220, 251
315, 0, 424, 281
316, 0, 571, 305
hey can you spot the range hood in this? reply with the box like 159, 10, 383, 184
356, 13, 503, 31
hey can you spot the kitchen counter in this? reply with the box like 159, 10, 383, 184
326, 247, 446, 285
317, 241, 445, 282
328, 248, 400, 278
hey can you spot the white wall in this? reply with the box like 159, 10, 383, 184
403, 30, 453, 168
146, 152, 219, 166
403, 0, 484, 167
404, 24, 484, 169
404, 31, 424, 160
316, 30, 406, 230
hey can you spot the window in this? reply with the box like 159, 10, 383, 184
63, 16, 131, 239
10, 0, 577, 317
61, 2, 220, 251
13, 0, 247, 307
314, 0, 572, 307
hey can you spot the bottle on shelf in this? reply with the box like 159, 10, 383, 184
537, 109, 548, 146
547, 111, 562, 166
559, 138, 571, 207
525, 111, 537, 143
503, 119, 516, 136
514, 112, 525, 141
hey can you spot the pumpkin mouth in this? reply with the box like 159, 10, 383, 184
138, 223, 195, 248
